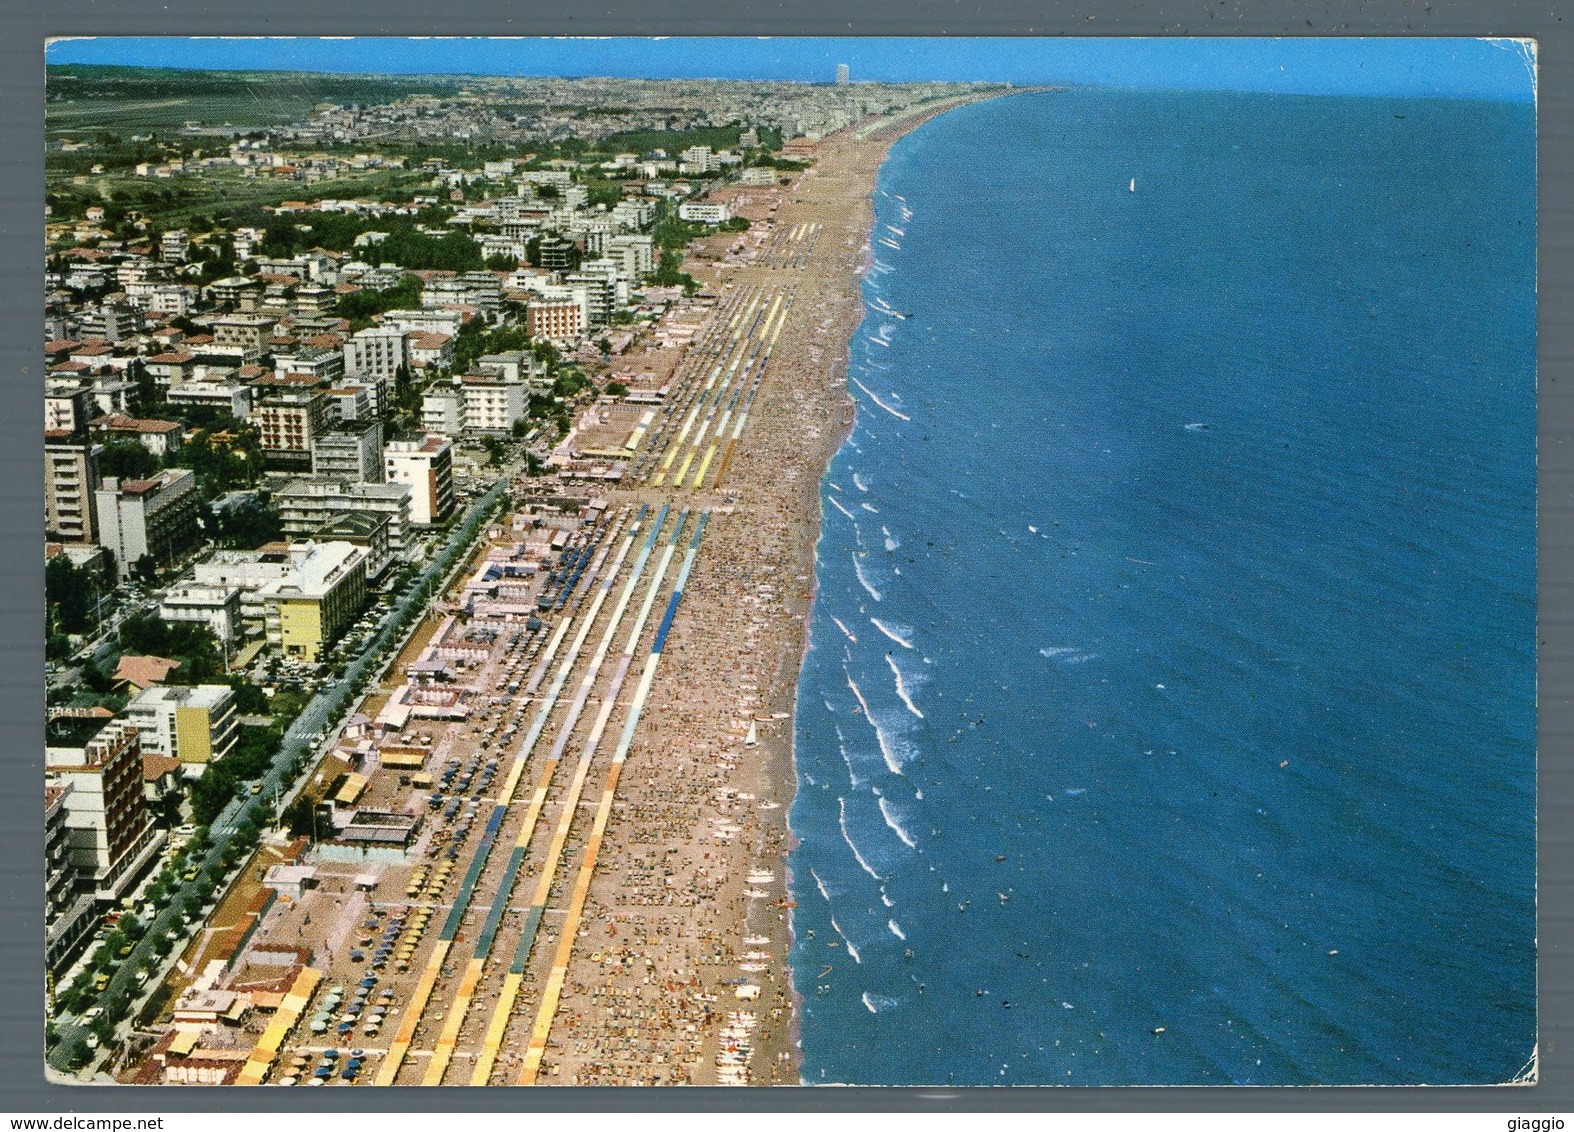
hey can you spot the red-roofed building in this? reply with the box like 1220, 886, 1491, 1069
408, 330, 454, 370
114, 654, 182, 692
89, 413, 184, 457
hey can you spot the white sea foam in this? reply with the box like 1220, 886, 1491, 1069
810, 867, 832, 902
830, 915, 862, 964
830, 615, 858, 643
862, 991, 901, 1013
848, 670, 906, 774
1064, 787, 1087, 796
852, 555, 883, 602
871, 716, 906, 776
1028, 525, 1038, 534
853, 473, 869, 492
860, 502, 879, 514
838, 797, 883, 882
886, 655, 925, 720
881, 525, 901, 552
888, 919, 907, 940
880, 888, 894, 907
836, 726, 862, 787
845, 671, 872, 716
828, 495, 857, 521
1032, 645, 1095, 664
871, 618, 913, 649
848, 375, 912, 421
879, 795, 919, 849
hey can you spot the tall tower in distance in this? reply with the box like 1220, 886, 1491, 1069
836, 63, 850, 86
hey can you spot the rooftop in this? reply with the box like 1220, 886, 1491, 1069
114, 654, 182, 689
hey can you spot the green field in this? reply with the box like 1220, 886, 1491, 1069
47, 164, 433, 231
46, 65, 464, 135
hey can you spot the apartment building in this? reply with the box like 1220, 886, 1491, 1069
253, 388, 330, 469
343, 326, 411, 385
311, 419, 385, 483
122, 684, 239, 772
46, 783, 98, 974
274, 478, 412, 554
526, 299, 585, 342
209, 314, 278, 364
94, 468, 200, 574
677, 202, 731, 224
45, 722, 162, 904
421, 384, 464, 437
263, 541, 369, 662
461, 374, 528, 433
384, 436, 455, 526
159, 582, 243, 649
45, 432, 101, 544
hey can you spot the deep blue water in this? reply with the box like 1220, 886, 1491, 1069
787, 89, 1536, 1086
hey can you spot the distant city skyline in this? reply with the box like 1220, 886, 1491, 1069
45, 37, 1535, 102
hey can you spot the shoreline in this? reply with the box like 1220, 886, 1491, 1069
663, 90, 1020, 1085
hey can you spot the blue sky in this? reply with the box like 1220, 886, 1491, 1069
44, 37, 1536, 102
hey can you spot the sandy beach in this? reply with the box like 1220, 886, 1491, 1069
550, 95, 1005, 1086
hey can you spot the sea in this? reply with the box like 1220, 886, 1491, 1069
787, 88, 1536, 1087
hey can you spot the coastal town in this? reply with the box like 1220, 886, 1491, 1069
41, 62, 1005, 1086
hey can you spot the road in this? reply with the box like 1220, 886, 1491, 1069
46, 478, 510, 1078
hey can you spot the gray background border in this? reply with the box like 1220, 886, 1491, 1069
2, 0, 1567, 1114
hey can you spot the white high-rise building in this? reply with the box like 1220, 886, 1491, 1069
384, 436, 455, 526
